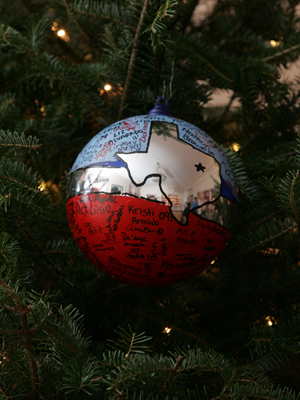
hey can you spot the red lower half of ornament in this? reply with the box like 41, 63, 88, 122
66, 193, 231, 287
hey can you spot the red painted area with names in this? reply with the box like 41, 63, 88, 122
66, 194, 231, 286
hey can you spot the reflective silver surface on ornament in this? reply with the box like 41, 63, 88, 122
67, 122, 234, 226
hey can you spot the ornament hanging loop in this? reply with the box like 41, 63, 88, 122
169, 58, 174, 99
163, 80, 166, 98
162, 59, 174, 100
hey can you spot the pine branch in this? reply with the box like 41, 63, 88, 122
174, 35, 235, 87
0, 383, 9, 399
14, 215, 76, 290
0, 159, 43, 202
148, 0, 177, 32
61, 0, 95, 58
158, 355, 183, 399
220, 368, 237, 397
105, 363, 173, 394
219, 21, 243, 48
62, 354, 102, 395
0, 279, 37, 400
117, 0, 150, 119
44, 328, 81, 356
166, 324, 212, 349
193, 51, 234, 85
210, 387, 299, 400
289, 172, 300, 223
237, 220, 297, 255
44, 305, 91, 356
110, 326, 152, 357
125, 331, 136, 360
0, 130, 40, 152
0, 309, 52, 336
276, 171, 300, 223
218, 92, 237, 123
264, 43, 300, 63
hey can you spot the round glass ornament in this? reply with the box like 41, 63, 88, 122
66, 97, 238, 286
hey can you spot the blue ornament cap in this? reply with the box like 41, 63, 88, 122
148, 96, 172, 116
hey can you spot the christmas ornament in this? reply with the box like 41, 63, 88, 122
66, 97, 238, 286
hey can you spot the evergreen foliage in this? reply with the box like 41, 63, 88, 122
0, 0, 300, 398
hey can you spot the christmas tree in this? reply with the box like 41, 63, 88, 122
1, 0, 300, 398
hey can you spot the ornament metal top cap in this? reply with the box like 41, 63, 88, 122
148, 96, 172, 117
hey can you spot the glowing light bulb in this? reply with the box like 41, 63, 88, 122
38, 180, 47, 191
104, 84, 112, 91
163, 327, 171, 334
270, 40, 280, 47
57, 29, 66, 37
265, 316, 274, 326
231, 142, 240, 152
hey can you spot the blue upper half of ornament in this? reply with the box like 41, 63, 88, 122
71, 114, 238, 205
